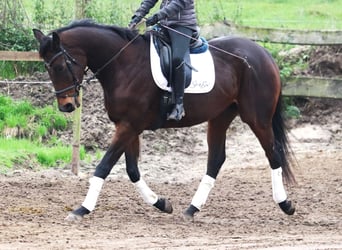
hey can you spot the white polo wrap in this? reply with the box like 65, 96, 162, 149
134, 179, 158, 205
271, 167, 287, 203
191, 175, 216, 210
82, 176, 104, 211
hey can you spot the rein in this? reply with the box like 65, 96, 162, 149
84, 32, 141, 84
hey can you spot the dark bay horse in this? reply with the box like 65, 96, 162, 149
33, 20, 296, 222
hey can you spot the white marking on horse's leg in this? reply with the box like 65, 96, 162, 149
134, 178, 158, 205
271, 167, 287, 203
81, 176, 105, 211
191, 175, 215, 210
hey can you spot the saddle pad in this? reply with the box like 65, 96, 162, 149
150, 36, 215, 94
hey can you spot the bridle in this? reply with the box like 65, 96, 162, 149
45, 45, 84, 102
45, 32, 140, 105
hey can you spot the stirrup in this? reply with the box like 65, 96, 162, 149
167, 103, 185, 121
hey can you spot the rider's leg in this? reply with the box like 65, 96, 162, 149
167, 26, 193, 121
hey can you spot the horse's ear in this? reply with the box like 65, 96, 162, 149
52, 32, 60, 50
32, 29, 45, 43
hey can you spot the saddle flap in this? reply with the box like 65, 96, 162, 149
160, 43, 171, 82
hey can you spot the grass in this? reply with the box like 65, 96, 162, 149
196, 0, 342, 30
0, 94, 76, 173
0, 138, 85, 174
0, 95, 69, 140
21, 0, 342, 30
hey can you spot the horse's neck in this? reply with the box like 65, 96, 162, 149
77, 29, 149, 89
76, 30, 144, 73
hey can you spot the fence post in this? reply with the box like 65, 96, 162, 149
71, 89, 82, 175
71, 0, 87, 175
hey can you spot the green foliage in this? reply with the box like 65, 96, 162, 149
285, 105, 301, 119
0, 22, 43, 79
283, 97, 301, 119
33, 0, 71, 29
0, 27, 36, 51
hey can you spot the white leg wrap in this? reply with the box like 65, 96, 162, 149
271, 167, 287, 203
82, 176, 105, 212
191, 175, 215, 210
134, 179, 158, 205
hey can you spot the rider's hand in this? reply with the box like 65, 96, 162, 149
145, 14, 159, 27
128, 15, 143, 29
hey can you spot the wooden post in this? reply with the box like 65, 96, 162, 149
71, 89, 82, 175
70, 0, 88, 175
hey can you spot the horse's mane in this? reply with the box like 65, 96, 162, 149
54, 19, 145, 41
38, 19, 148, 57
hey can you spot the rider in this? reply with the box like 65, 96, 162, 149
129, 0, 199, 121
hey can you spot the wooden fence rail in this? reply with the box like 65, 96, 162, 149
0, 51, 41, 61
201, 22, 342, 45
0, 77, 341, 99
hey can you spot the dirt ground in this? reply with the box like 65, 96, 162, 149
0, 120, 341, 250
0, 45, 341, 249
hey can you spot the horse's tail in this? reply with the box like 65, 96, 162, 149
272, 94, 296, 185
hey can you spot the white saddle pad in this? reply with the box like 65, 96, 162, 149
150, 36, 215, 94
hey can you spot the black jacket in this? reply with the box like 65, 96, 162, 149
134, 0, 198, 30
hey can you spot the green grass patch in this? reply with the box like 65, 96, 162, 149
0, 94, 70, 140
0, 95, 76, 173
0, 138, 85, 173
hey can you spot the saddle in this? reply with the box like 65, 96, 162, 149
151, 26, 209, 88
149, 26, 213, 130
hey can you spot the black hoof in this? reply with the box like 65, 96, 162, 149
183, 205, 199, 222
279, 200, 295, 215
65, 206, 90, 222
154, 198, 173, 213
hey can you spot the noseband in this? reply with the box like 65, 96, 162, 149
45, 46, 84, 101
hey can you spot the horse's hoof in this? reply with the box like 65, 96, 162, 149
154, 198, 173, 214
182, 205, 199, 222
182, 211, 194, 223
65, 212, 83, 222
163, 199, 173, 214
279, 200, 295, 215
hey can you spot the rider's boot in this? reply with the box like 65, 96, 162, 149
167, 97, 185, 121
167, 63, 185, 121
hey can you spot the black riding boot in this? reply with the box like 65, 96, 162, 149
167, 63, 185, 121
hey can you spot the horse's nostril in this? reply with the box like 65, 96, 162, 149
59, 103, 75, 113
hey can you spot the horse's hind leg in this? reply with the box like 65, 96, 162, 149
184, 105, 237, 220
241, 101, 296, 215
125, 136, 173, 214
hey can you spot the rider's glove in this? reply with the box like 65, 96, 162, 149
145, 14, 159, 27
128, 14, 143, 29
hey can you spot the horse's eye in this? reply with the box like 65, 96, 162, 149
53, 65, 64, 72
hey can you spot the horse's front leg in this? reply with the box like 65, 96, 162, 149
65, 122, 136, 221
125, 136, 173, 214
184, 110, 237, 221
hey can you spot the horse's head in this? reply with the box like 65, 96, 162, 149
33, 29, 87, 112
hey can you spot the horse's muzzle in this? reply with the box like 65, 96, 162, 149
59, 102, 76, 113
